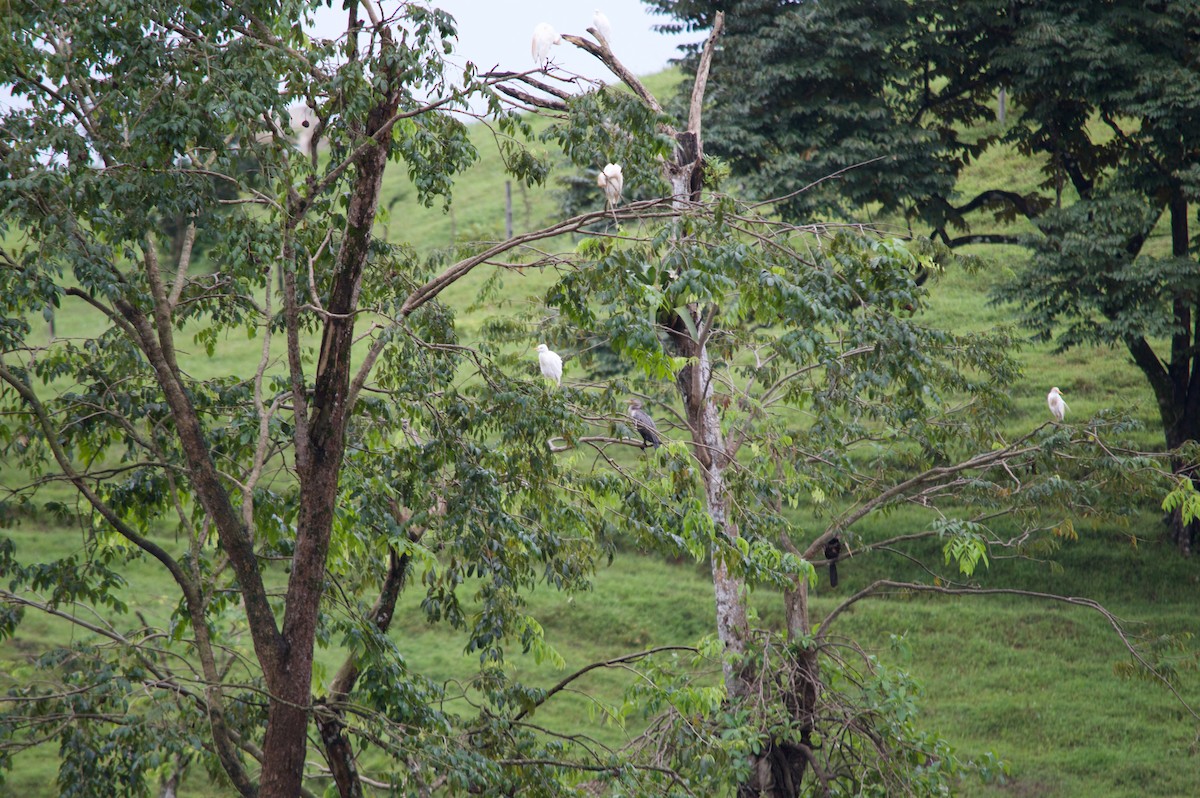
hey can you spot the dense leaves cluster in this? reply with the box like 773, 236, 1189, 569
652, 0, 1200, 550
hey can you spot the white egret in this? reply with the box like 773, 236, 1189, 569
531, 23, 561, 67
592, 10, 613, 45
1047, 386, 1068, 422
596, 162, 623, 208
628, 399, 660, 448
536, 343, 563, 386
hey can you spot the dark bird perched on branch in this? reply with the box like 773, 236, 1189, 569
824, 536, 842, 588
628, 399, 660, 449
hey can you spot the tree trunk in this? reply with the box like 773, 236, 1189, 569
1166, 425, 1199, 557
318, 546, 411, 797
670, 320, 812, 797
698, 395, 751, 693
259, 51, 402, 795
315, 704, 365, 798
1122, 189, 1198, 555
1165, 191, 1198, 556
158, 753, 190, 798
661, 17, 810, 791
748, 546, 820, 797
736, 641, 821, 798
668, 319, 751, 695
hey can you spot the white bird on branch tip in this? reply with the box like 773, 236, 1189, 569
596, 162, 623, 209
592, 10, 613, 45
628, 399, 661, 449
536, 343, 563, 387
531, 22, 561, 67
1047, 386, 1068, 422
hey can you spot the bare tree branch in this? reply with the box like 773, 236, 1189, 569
560, 34, 662, 115
818, 579, 1200, 723
803, 431, 1046, 561
512, 646, 699, 723
687, 12, 725, 137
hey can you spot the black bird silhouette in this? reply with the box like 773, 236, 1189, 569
823, 536, 842, 588
628, 399, 661, 449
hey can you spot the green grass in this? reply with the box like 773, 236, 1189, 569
808, 507, 1200, 798
4, 522, 1198, 797
3, 71, 1199, 797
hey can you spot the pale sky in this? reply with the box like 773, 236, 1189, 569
0, 3, 697, 115
311, 0, 696, 81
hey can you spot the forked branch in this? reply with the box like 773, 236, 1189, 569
803, 430, 1047, 561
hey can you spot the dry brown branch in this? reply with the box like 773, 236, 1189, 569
495, 83, 568, 111
560, 34, 662, 115
687, 12, 725, 137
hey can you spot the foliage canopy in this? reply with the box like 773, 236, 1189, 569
651, 0, 1200, 553
0, 2, 1188, 797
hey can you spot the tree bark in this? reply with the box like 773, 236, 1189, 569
660, 12, 808, 796
687, 343, 751, 693
259, 27, 404, 795
315, 704, 364, 798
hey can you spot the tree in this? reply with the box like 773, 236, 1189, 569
642, 0, 978, 228
501, 14, 1188, 798
985, 1, 1200, 555
0, 2, 625, 794
648, 0, 1200, 553
0, 3, 1188, 798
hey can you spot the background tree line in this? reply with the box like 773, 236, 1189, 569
651, 0, 1200, 553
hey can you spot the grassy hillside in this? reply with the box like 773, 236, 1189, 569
2, 70, 1198, 797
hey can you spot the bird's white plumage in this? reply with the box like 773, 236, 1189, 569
592, 10, 613, 45
597, 162, 623, 208
536, 343, 563, 386
531, 22, 561, 66
1047, 386, 1068, 422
